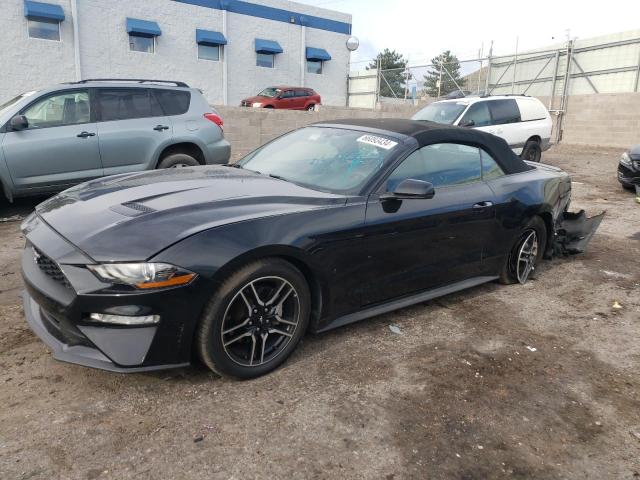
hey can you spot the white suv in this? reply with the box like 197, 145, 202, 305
412, 95, 552, 162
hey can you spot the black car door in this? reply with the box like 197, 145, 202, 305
361, 143, 497, 305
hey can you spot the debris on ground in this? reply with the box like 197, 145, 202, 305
389, 325, 402, 334
612, 301, 623, 310
526, 346, 537, 352
0, 215, 24, 223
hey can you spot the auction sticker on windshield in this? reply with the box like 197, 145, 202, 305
356, 134, 398, 150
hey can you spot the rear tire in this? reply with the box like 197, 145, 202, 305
499, 217, 547, 285
521, 140, 542, 163
157, 153, 199, 169
196, 258, 310, 379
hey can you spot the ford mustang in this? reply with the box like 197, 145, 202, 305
21, 119, 602, 378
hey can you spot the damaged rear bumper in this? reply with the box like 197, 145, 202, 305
553, 210, 605, 255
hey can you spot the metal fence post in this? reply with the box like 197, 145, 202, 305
549, 50, 560, 110
634, 45, 640, 92
485, 42, 493, 93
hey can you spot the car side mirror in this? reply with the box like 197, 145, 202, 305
381, 179, 435, 200
10, 115, 28, 131
459, 119, 475, 127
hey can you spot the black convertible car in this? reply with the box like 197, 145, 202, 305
21, 119, 601, 378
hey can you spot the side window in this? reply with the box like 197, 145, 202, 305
488, 99, 521, 125
295, 90, 309, 97
386, 143, 481, 191
97, 89, 162, 121
22, 91, 90, 129
281, 90, 295, 98
480, 150, 505, 180
459, 101, 491, 127
154, 90, 190, 116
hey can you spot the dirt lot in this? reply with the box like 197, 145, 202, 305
0, 145, 638, 480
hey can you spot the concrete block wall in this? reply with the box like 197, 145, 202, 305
216, 106, 409, 161
559, 93, 640, 148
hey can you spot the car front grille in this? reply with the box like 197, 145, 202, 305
33, 246, 72, 290
633, 160, 640, 171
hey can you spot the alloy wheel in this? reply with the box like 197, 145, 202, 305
221, 276, 300, 367
515, 230, 538, 284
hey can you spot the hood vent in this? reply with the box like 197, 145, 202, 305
110, 202, 157, 217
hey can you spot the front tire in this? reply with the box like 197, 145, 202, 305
499, 217, 547, 285
157, 153, 199, 169
521, 140, 542, 162
306, 104, 316, 111
196, 258, 310, 379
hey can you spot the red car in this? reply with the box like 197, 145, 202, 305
240, 86, 321, 110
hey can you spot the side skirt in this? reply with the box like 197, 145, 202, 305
315, 276, 498, 333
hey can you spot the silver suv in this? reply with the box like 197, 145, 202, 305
0, 79, 230, 202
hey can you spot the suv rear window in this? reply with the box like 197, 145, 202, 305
97, 88, 163, 121
154, 90, 191, 116
488, 99, 521, 125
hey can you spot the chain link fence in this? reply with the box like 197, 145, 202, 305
348, 29, 640, 141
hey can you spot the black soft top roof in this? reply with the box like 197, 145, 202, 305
316, 118, 532, 175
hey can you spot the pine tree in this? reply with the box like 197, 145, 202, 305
367, 49, 410, 98
423, 51, 464, 97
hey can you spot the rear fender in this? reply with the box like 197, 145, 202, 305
553, 210, 605, 255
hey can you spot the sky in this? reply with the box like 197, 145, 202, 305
296, 0, 640, 69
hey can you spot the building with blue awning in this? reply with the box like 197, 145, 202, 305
0, 0, 354, 107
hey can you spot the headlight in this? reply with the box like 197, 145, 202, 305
252, 102, 263, 108
620, 151, 632, 168
87, 263, 196, 289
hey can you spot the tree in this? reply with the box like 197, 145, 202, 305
367, 49, 409, 98
423, 50, 464, 97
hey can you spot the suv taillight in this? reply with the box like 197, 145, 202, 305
204, 113, 224, 130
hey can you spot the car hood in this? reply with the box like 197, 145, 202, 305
629, 144, 640, 159
35, 166, 345, 262
243, 95, 273, 103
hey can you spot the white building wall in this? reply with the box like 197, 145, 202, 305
225, 13, 303, 106
0, 0, 75, 102
77, 0, 225, 104
305, 27, 350, 106
0, 0, 352, 105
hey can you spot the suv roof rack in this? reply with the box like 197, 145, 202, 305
479, 93, 529, 98
69, 79, 190, 87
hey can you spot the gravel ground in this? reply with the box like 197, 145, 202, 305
0, 145, 638, 480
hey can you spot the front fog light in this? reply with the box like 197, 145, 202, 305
89, 313, 160, 325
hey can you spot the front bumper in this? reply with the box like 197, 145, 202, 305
21, 216, 203, 372
22, 290, 185, 372
618, 162, 640, 186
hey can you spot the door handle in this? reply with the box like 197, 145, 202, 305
77, 131, 96, 138
153, 125, 169, 131
473, 201, 494, 209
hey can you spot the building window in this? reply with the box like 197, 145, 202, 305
28, 18, 60, 41
198, 44, 220, 61
129, 35, 154, 53
307, 60, 323, 74
257, 53, 275, 68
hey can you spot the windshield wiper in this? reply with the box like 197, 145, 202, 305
223, 163, 243, 168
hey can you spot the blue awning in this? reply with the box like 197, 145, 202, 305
306, 47, 331, 61
196, 29, 227, 46
255, 39, 283, 55
126, 18, 162, 37
24, 1, 65, 21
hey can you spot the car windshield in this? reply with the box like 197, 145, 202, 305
257, 87, 281, 98
238, 127, 400, 194
0, 91, 36, 116
412, 102, 467, 124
